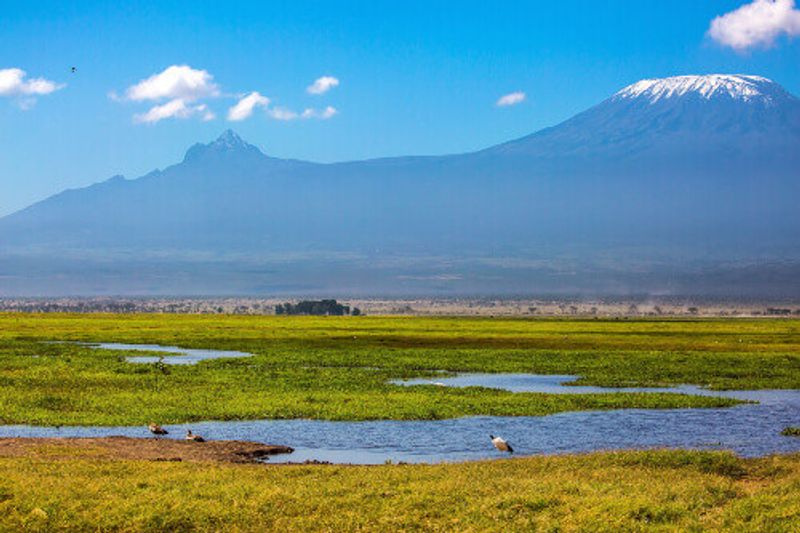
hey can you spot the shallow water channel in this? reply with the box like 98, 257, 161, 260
86, 343, 253, 365
3, 344, 799, 464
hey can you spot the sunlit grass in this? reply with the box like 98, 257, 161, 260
1, 314, 798, 425
0, 450, 797, 531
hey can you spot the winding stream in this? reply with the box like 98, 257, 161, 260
3, 344, 798, 464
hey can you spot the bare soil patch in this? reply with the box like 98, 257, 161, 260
0, 436, 293, 464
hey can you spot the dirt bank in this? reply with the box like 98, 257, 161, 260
0, 436, 293, 464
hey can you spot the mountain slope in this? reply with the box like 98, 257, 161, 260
1, 74, 799, 296
486, 74, 800, 161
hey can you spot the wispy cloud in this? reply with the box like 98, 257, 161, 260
0, 68, 64, 109
134, 99, 213, 124
307, 75, 339, 95
227, 91, 270, 121
708, 0, 800, 50
120, 65, 220, 124
267, 106, 299, 121
496, 91, 526, 107
302, 106, 338, 119
269, 105, 338, 121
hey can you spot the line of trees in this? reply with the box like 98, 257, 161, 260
274, 299, 361, 316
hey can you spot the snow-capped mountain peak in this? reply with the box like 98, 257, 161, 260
613, 74, 786, 105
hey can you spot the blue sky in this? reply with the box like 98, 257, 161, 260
1, 0, 799, 216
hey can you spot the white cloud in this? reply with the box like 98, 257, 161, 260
125, 65, 219, 102
120, 65, 221, 124
227, 91, 270, 121
301, 106, 338, 119
496, 91, 526, 107
708, 0, 800, 50
120, 66, 338, 125
0, 68, 63, 109
270, 105, 338, 121
267, 106, 299, 121
307, 75, 339, 95
0, 68, 62, 96
134, 99, 212, 124
320, 106, 338, 119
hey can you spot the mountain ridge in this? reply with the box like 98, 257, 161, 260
1, 74, 799, 296
13, 74, 799, 200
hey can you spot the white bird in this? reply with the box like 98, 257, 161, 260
490, 434, 513, 453
185, 430, 205, 442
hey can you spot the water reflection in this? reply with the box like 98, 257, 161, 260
392, 373, 732, 397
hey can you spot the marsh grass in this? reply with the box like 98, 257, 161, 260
0, 450, 797, 531
0, 314, 797, 425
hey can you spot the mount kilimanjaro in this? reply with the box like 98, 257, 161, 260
1, 74, 799, 296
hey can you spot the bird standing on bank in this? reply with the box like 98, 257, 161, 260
185, 430, 205, 442
490, 434, 513, 453
148, 423, 168, 437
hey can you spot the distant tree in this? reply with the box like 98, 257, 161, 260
274, 299, 355, 316
766, 308, 792, 316
352, 307, 362, 316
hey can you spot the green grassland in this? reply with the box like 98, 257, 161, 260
1, 450, 798, 531
1, 314, 798, 425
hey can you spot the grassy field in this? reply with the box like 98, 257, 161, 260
0, 449, 797, 531
1, 313, 798, 531
0, 314, 798, 425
